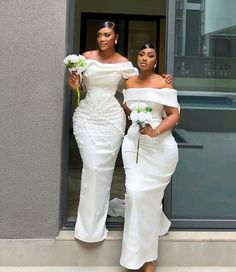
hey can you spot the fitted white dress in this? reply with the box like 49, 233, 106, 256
120, 88, 180, 269
73, 59, 138, 242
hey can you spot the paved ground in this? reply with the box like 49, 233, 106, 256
1, 266, 236, 272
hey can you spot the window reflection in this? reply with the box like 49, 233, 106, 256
172, 0, 236, 225
175, 0, 236, 92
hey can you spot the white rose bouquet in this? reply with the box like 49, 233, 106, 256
64, 54, 87, 105
129, 103, 152, 163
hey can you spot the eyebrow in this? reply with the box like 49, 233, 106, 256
139, 50, 155, 55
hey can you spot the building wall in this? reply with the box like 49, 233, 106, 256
76, 0, 165, 14
0, 0, 67, 238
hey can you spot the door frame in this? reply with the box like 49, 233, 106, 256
61, 1, 166, 229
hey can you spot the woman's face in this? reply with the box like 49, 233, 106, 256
137, 48, 157, 71
97, 27, 117, 51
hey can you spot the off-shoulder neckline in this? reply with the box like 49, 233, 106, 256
123, 87, 176, 92
86, 58, 132, 65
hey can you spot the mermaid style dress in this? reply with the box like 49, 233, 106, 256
120, 88, 180, 269
73, 59, 138, 243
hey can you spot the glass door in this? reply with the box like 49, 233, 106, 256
165, 0, 236, 229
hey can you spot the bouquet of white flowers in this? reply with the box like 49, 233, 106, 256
129, 102, 152, 126
64, 54, 87, 105
129, 103, 152, 163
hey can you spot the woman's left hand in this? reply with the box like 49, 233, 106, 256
162, 74, 173, 85
139, 124, 159, 138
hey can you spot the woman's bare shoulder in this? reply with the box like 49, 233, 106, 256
82, 50, 97, 59
125, 76, 139, 88
114, 53, 129, 63
154, 74, 173, 89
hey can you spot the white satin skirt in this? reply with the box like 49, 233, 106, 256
120, 126, 178, 269
73, 95, 126, 242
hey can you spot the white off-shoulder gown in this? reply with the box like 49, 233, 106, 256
73, 59, 138, 242
120, 88, 180, 269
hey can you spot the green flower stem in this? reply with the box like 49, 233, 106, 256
76, 86, 80, 105
136, 135, 140, 164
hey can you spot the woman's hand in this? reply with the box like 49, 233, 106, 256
68, 72, 80, 91
162, 74, 173, 85
139, 124, 160, 138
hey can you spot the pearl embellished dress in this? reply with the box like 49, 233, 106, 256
73, 59, 138, 242
120, 88, 180, 269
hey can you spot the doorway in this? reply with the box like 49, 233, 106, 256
62, 11, 166, 229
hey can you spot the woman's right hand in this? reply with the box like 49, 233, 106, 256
68, 72, 80, 91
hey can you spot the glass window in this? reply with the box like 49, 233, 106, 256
174, 0, 236, 93
170, 0, 236, 228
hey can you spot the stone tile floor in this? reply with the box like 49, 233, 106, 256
1, 267, 236, 272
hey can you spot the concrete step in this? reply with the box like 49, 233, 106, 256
0, 267, 236, 272
1, 231, 236, 266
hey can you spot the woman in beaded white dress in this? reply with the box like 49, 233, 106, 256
68, 21, 138, 242
120, 44, 180, 272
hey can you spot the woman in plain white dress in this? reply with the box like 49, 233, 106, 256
69, 21, 138, 242
120, 44, 180, 272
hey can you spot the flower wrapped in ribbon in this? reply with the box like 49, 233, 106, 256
64, 54, 87, 105
129, 103, 152, 163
